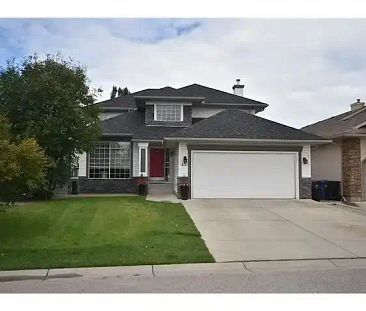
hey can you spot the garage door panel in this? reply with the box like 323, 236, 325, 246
191, 151, 298, 199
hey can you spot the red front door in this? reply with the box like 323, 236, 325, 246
149, 148, 165, 177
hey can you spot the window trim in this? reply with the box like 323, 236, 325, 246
138, 142, 149, 177
153, 103, 183, 122
88, 141, 131, 180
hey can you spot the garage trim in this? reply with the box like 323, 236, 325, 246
190, 150, 299, 199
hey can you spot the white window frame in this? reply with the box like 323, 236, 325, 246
153, 103, 183, 122
138, 142, 149, 177
88, 141, 131, 179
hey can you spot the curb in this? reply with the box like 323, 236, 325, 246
2, 258, 366, 282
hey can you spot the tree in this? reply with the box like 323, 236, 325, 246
0, 115, 50, 203
110, 85, 117, 99
110, 85, 130, 98
0, 54, 101, 194
117, 87, 123, 97
122, 87, 130, 95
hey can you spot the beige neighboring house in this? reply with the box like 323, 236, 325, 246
302, 99, 366, 202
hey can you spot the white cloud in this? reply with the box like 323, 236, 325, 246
2, 18, 366, 128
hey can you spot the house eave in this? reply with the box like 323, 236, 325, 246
134, 96, 205, 101
102, 133, 134, 137
100, 107, 134, 112
164, 137, 332, 146
330, 133, 366, 139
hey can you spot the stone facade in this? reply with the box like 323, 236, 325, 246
342, 138, 362, 201
78, 177, 136, 194
144, 105, 192, 126
176, 176, 191, 199
300, 178, 312, 199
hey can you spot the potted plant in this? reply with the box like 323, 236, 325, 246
137, 176, 148, 195
179, 183, 190, 200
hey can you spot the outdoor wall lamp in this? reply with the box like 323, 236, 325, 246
302, 157, 308, 164
182, 156, 188, 166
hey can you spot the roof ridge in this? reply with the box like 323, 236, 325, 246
340, 106, 366, 121
178, 83, 268, 105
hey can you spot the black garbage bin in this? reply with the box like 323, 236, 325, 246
312, 180, 341, 201
179, 184, 190, 200
71, 180, 78, 195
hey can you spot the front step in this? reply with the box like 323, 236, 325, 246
148, 183, 173, 195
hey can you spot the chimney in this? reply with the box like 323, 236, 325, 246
232, 78, 244, 96
350, 99, 365, 111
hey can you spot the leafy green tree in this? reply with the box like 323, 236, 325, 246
0, 54, 101, 194
110, 85, 117, 99
0, 115, 50, 203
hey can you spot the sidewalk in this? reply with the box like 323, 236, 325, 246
2, 258, 366, 282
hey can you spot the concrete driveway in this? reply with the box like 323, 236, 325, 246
182, 199, 366, 262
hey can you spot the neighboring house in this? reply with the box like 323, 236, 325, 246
302, 99, 366, 202
76, 79, 328, 199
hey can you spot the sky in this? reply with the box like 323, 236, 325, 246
1, 18, 366, 128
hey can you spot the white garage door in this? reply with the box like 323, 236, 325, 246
191, 151, 299, 199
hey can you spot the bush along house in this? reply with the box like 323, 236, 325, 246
75, 79, 329, 199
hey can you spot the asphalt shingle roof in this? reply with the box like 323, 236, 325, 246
177, 84, 267, 106
95, 83, 268, 110
167, 109, 326, 141
302, 107, 366, 138
101, 110, 182, 140
95, 95, 136, 109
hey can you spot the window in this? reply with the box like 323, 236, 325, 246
155, 104, 182, 122
140, 149, 146, 173
89, 142, 130, 179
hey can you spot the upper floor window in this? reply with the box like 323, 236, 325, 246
154, 104, 183, 122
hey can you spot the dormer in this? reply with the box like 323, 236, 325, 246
134, 95, 204, 127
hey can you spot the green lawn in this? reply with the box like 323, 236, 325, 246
0, 196, 214, 270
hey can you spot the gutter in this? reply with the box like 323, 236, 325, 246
102, 133, 134, 137
331, 133, 366, 138
131, 139, 164, 143
134, 96, 204, 101
101, 107, 133, 112
163, 137, 332, 145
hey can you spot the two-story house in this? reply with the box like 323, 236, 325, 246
76, 80, 329, 199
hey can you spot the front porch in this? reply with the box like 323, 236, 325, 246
133, 141, 189, 199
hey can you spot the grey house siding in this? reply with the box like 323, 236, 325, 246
144, 105, 192, 126
78, 140, 136, 194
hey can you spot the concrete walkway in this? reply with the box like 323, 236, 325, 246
146, 183, 180, 203
182, 199, 366, 262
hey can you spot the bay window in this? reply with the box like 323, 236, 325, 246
89, 141, 131, 179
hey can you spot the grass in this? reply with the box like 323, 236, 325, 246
0, 196, 214, 270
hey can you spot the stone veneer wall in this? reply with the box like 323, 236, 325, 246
176, 176, 191, 199
342, 138, 362, 201
144, 105, 192, 126
300, 178, 312, 199
78, 177, 136, 194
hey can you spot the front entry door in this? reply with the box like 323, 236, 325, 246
149, 148, 165, 178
